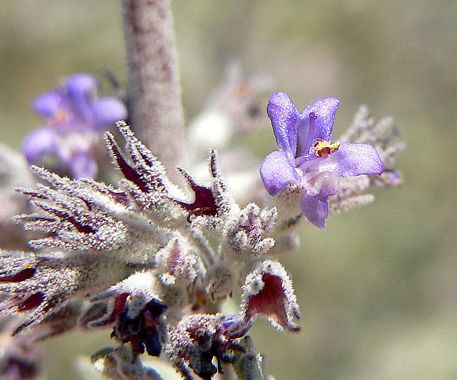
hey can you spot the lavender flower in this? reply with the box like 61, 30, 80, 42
23, 73, 127, 179
260, 92, 384, 228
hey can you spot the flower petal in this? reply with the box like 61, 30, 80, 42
33, 90, 65, 118
240, 260, 301, 332
300, 172, 338, 228
260, 150, 299, 196
300, 97, 340, 155
267, 92, 300, 155
333, 142, 384, 177
22, 128, 59, 163
66, 73, 97, 125
92, 97, 127, 130
300, 194, 329, 229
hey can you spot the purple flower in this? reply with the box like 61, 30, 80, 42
23, 73, 127, 179
260, 92, 383, 228
113, 297, 168, 356
169, 314, 246, 379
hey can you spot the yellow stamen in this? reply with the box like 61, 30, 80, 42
313, 139, 341, 158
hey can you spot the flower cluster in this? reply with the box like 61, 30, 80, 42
0, 88, 402, 379
23, 73, 127, 179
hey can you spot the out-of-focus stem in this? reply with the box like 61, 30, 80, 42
215, 365, 237, 380
122, 0, 185, 173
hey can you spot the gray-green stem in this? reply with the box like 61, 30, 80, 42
122, 0, 185, 174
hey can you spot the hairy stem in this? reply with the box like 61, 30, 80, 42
215, 365, 237, 380
122, 0, 185, 173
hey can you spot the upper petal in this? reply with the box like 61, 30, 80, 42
267, 92, 300, 155
66, 73, 97, 96
333, 142, 384, 177
299, 97, 340, 156
260, 150, 300, 196
65, 73, 98, 125
92, 97, 127, 130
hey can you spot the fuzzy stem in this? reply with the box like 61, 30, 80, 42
215, 366, 237, 380
122, 0, 185, 173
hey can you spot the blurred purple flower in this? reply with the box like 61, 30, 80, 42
23, 73, 127, 179
260, 92, 383, 228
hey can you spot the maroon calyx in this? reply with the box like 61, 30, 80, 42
106, 133, 149, 192
244, 273, 295, 331
177, 170, 218, 217
0, 268, 36, 283
18, 292, 45, 312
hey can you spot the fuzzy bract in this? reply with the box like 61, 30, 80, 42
240, 260, 300, 332
0, 109, 403, 379
167, 314, 246, 379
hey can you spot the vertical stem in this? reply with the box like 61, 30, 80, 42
215, 365, 237, 380
122, 0, 185, 173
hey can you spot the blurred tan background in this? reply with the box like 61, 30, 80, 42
1, 1, 457, 379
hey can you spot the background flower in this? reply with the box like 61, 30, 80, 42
23, 73, 127, 179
